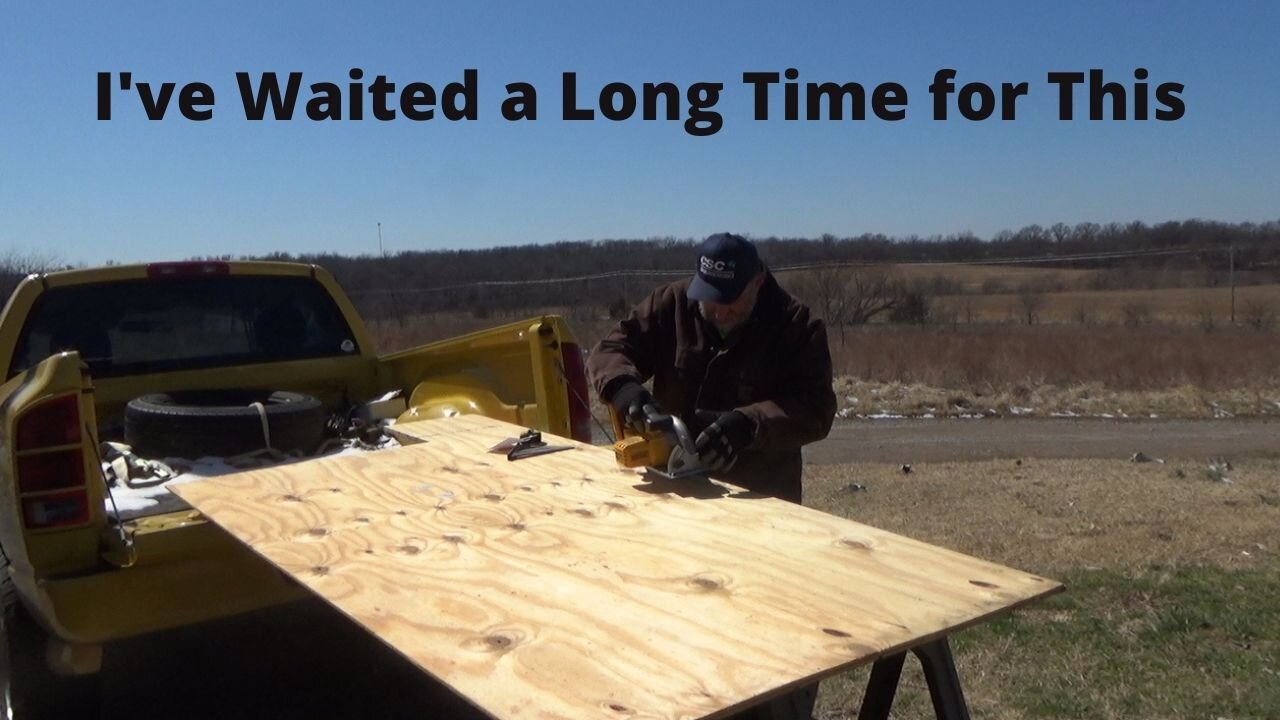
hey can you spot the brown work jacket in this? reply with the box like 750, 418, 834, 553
588, 272, 837, 503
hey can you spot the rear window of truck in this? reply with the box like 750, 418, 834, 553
9, 275, 361, 379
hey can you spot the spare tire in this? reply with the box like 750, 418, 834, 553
124, 390, 326, 459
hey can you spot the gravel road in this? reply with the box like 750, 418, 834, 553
806, 417, 1280, 464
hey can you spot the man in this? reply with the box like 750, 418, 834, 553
588, 231, 837, 504
589, 233, 836, 719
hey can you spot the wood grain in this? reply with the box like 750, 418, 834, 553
172, 415, 1062, 720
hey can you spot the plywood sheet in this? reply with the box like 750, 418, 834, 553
172, 415, 1061, 720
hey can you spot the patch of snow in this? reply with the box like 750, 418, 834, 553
1050, 411, 1079, 418
865, 412, 906, 420
1009, 406, 1034, 416
103, 436, 401, 518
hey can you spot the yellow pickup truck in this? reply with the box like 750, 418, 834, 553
0, 260, 592, 717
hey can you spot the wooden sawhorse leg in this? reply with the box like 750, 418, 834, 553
856, 637, 971, 720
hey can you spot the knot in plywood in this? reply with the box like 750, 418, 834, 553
461, 628, 526, 654
687, 573, 729, 593
300, 527, 331, 541
838, 537, 876, 551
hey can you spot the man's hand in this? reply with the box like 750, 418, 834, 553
609, 381, 656, 432
694, 410, 755, 473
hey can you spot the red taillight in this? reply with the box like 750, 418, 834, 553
560, 343, 593, 443
16, 394, 81, 448
146, 261, 230, 278
17, 450, 85, 493
22, 491, 90, 529
14, 394, 92, 530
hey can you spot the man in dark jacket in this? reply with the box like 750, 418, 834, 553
588, 232, 837, 504
589, 233, 836, 719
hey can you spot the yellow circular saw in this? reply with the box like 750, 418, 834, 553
608, 403, 707, 481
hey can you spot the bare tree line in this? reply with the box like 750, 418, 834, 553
2, 218, 1278, 327
307, 220, 1279, 320
788, 261, 1278, 335
0, 251, 67, 304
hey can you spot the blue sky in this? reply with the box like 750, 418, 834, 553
1, 1, 1276, 265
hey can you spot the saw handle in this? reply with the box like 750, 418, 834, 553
639, 404, 674, 434
637, 406, 698, 458
608, 400, 667, 438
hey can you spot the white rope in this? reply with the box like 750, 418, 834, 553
250, 401, 272, 450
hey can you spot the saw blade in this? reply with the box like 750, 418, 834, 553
664, 445, 708, 479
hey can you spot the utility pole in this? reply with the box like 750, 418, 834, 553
1229, 244, 1235, 325
378, 222, 384, 257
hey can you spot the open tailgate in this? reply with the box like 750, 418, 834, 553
171, 415, 1061, 719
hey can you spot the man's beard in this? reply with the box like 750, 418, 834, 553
699, 302, 745, 337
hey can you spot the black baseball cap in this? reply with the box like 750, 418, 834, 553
687, 232, 760, 303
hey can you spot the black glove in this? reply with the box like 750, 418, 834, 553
609, 381, 655, 432
694, 410, 755, 473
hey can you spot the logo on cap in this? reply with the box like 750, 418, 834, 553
699, 256, 737, 279
687, 232, 759, 303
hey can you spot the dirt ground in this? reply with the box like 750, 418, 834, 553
804, 454, 1279, 576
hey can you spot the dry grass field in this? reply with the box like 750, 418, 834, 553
823, 325, 1280, 418
829, 324, 1277, 389
816, 263, 1101, 292
363, 280, 1280, 417
931, 283, 1280, 325
805, 457, 1280, 719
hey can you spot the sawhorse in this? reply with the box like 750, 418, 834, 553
858, 637, 970, 720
